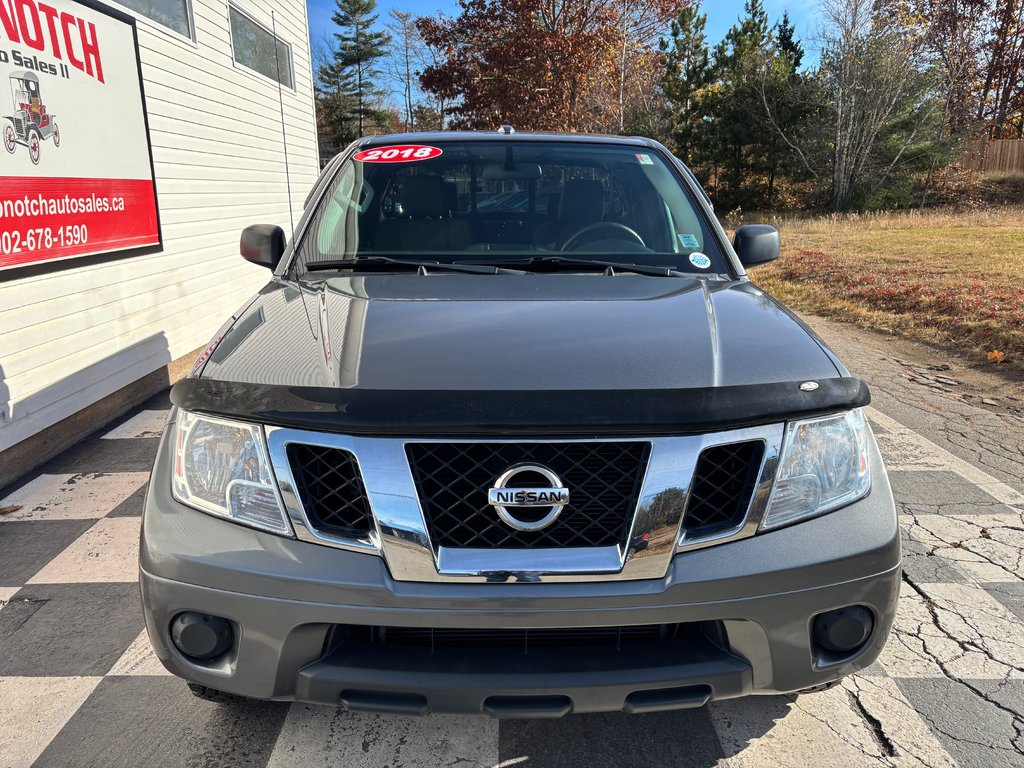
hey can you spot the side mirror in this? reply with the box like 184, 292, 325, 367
733, 224, 780, 268
240, 224, 286, 270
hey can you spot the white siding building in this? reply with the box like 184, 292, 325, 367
0, 0, 319, 485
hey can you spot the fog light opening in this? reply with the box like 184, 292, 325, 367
812, 605, 874, 655
171, 612, 233, 661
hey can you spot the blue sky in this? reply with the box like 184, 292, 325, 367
306, 0, 821, 55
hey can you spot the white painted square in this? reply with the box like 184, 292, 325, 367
101, 410, 170, 440
868, 407, 1024, 506
28, 517, 141, 584
266, 705, 498, 768
874, 432, 947, 472
710, 686, 891, 767
711, 677, 958, 767
878, 590, 947, 679
919, 582, 1024, 678
108, 630, 170, 676
840, 676, 959, 768
0, 472, 148, 522
903, 514, 1023, 585
0, 676, 102, 768
0, 587, 18, 615
882, 581, 1024, 680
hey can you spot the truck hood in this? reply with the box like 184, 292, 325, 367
199, 274, 841, 390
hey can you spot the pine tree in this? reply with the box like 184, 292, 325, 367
775, 11, 804, 72
706, 0, 773, 206
760, 12, 812, 204
331, 0, 391, 138
661, 4, 712, 165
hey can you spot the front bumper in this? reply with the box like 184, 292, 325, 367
140, 430, 901, 716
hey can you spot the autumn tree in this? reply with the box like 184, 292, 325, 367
384, 9, 449, 131
613, 0, 690, 131
921, 0, 989, 135
820, 0, 942, 207
878, 0, 991, 136
385, 10, 418, 131
416, 0, 683, 132
978, 0, 1024, 137
877, 0, 1023, 138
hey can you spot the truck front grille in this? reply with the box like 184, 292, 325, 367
682, 441, 765, 536
287, 444, 373, 538
406, 441, 650, 549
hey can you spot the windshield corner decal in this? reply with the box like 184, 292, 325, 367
678, 233, 700, 250
689, 252, 711, 269
354, 145, 443, 163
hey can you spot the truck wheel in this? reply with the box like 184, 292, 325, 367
186, 682, 250, 703
28, 129, 40, 165
3, 125, 14, 154
52, 120, 60, 148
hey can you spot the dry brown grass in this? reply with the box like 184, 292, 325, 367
753, 206, 1024, 368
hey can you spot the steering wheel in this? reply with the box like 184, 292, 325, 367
561, 222, 645, 252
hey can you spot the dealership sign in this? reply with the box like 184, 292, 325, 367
0, 0, 160, 270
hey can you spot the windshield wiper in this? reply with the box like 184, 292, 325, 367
459, 255, 690, 277
306, 256, 526, 275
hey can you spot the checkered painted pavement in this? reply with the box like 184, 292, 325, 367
1, 394, 1023, 768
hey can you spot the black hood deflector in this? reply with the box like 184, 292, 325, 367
170, 377, 870, 437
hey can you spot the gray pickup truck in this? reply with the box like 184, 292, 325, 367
140, 131, 900, 718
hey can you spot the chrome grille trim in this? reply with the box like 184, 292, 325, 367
265, 425, 784, 583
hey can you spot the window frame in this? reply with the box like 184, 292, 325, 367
226, 2, 296, 92
106, 0, 196, 44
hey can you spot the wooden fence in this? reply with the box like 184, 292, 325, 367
964, 139, 1024, 173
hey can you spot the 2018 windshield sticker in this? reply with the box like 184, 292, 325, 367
689, 252, 711, 269
353, 145, 443, 163
636, 153, 654, 165
678, 233, 700, 250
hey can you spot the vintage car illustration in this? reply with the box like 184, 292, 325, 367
3, 71, 60, 165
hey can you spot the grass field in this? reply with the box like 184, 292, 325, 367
752, 206, 1024, 369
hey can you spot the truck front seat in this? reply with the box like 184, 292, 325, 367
375, 176, 473, 254
533, 179, 605, 249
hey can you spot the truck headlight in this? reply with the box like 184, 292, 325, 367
171, 411, 292, 536
761, 409, 870, 531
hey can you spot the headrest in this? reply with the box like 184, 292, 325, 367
399, 175, 447, 218
558, 179, 604, 222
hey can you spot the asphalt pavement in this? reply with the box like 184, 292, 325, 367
1, 316, 1022, 768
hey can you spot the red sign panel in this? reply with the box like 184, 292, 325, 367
353, 145, 443, 163
0, 177, 159, 268
0, 1, 160, 271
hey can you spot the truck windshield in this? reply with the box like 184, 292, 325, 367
298, 141, 727, 274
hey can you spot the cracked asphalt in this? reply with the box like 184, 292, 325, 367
1, 315, 1022, 767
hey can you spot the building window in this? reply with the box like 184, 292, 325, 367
117, 0, 193, 38
229, 6, 294, 90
